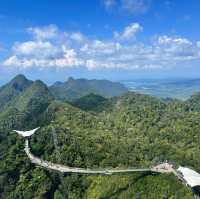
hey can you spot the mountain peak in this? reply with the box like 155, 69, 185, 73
31, 80, 52, 94
11, 74, 28, 82
67, 77, 75, 82
0, 74, 33, 111
34, 80, 46, 86
10, 74, 32, 91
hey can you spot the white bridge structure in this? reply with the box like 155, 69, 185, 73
177, 167, 200, 188
25, 139, 152, 175
13, 127, 200, 195
13, 127, 175, 175
13, 127, 40, 137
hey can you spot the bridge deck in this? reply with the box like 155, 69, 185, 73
25, 140, 156, 174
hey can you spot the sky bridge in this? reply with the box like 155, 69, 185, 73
14, 127, 200, 197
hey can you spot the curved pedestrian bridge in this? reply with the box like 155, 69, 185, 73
25, 139, 176, 175
14, 127, 200, 195
25, 140, 153, 175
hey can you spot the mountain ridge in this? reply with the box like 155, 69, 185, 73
49, 76, 128, 101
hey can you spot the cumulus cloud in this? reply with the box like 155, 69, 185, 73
197, 41, 200, 48
154, 35, 198, 60
3, 47, 83, 69
3, 24, 200, 71
3, 28, 84, 69
114, 23, 143, 41
70, 32, 86, 43
103, 0, 151, 14
13, 41, 59, 58
81, 40, 121, 55
121, 0, 151, 14
157, 35, 192, 46
27, 25, 58, 40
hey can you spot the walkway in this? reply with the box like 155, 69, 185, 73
24, 139, 174, 175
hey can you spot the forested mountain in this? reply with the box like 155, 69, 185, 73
0, 77, 53, 131
185, 92, 200, 112
0, 75, 200, 198
71, 93, 108, 112
49, 77, 128, 101
0, 74, 32, 111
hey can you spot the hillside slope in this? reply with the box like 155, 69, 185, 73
0, 77, 54, 131
0, 74, 32, 111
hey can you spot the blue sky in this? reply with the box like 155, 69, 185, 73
0, 0, 200, 84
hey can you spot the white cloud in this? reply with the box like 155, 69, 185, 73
13, 41, 59, 58
104, 0, 116, 9
27, 25, 58, 40
103, 0, 151, 14
114, 23, 143, 41
121, 0, 150, 14
157, 35, 192, 46
3, 24, 200, 71
81, 40, 121, 55
86, 59, 132, 70
55, 46, 84, 67
3, 47, 83, 69
4, 56, 26, 67
196, 41, 200, 48
70, 32, 86, 43
3, 35, 83, 69
82, 35, 200, 70
154, 35, 197, 60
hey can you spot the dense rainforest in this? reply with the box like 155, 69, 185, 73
0, 74, 200, 198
